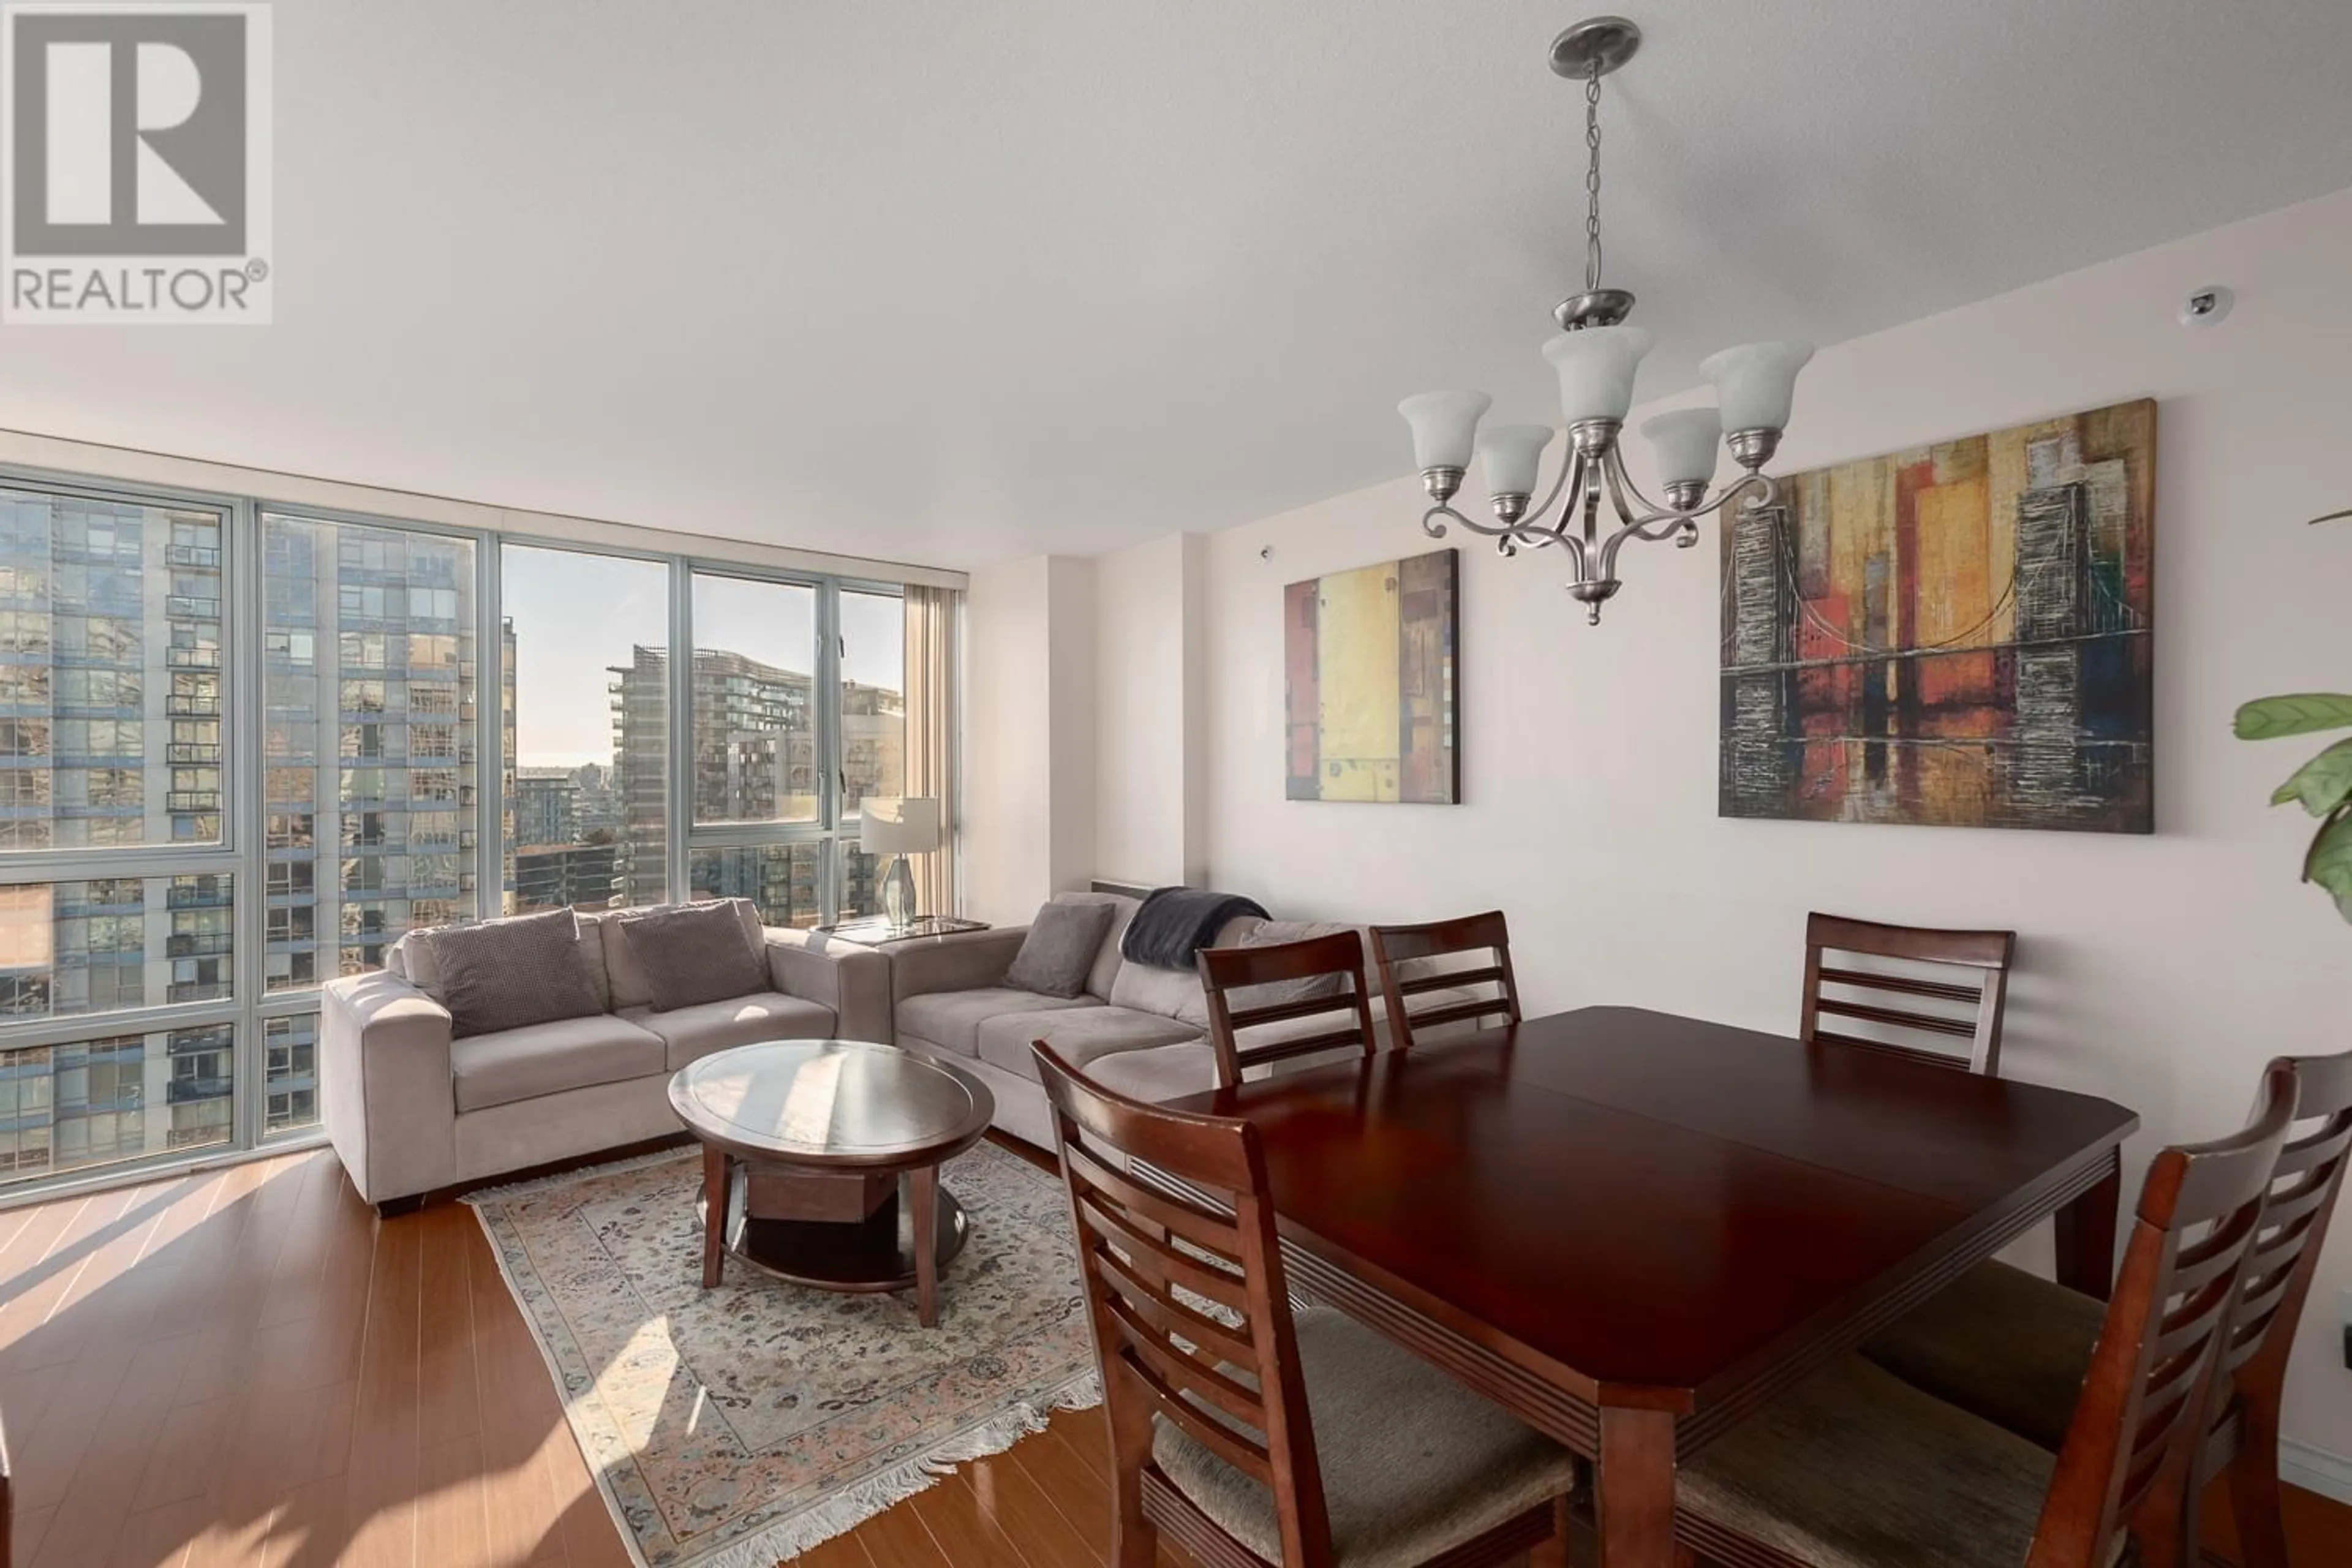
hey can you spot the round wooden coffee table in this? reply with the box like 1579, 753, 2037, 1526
666, 1039, 995, 1326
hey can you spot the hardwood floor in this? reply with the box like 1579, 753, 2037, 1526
0, 1147, 2345, 1567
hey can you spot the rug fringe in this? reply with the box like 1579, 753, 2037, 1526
722, 1371, 1104, 1566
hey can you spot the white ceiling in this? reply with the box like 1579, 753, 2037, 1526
6, 0, 2352, 568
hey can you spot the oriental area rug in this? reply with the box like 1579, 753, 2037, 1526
466, 1142, 1100, 1568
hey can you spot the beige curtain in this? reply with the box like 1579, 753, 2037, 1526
902, 584, 959, 918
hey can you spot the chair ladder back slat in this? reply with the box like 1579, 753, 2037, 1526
1368, 911, 1522, 1052
1812, 994, 1981, 1040
1814, 965, 1983, 1005
1120, 1344, 1276, 1479
1393, 964, 1511, 996
1237, 1028, 1377, 1066
1064, 1142, 1246, 1261
1032, 1041, 1338, 1567
2188, 1050, 2352, 1563
2026, 1064, 2299, 1568
1095, 1248, 1259, 1370
2252, 1178, 2333, 1235
2271, 1112, 2352, 1180
1073, 1193, 1251, 1312
1197, 930, 1381, 1091
1801, 912, 2016, 1076
1100, 1291, 1265, 1429
1404, 997, 1520, 1035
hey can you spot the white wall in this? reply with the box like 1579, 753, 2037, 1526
963, 554, 1099, 922
1179, 188, 2352, 1464
1095, 533, 1209, 887
962, 557, 1049, 921
1048, 556, 1101, 900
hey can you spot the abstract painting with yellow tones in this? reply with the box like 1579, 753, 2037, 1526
1720, 400, 2155, 832
1285, 549, 1458, 804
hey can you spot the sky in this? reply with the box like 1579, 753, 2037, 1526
500, 545, 905, 768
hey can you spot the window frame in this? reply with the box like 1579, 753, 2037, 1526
0, 466, 941, 1200
672, 561, 906, 927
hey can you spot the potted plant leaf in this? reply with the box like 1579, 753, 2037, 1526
2234, 510, 2352, 924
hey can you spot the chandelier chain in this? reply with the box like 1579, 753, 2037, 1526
1584, 60, 1604, 292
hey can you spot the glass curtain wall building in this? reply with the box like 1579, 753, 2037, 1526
0, 475, 936, 1194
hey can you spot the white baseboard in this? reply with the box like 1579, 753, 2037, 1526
2282, 1438, 2352, 1506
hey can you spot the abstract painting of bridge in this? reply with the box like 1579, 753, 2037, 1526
1719, 400, 2155, 832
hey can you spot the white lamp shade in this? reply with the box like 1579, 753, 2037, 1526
1398, 390, 1492, 470
1640, 408, 1723, 487
1697, 341, 1814, 432
1476, 424, 1554, 497
1541, 326, 1654, 424
859, 797, 940, 856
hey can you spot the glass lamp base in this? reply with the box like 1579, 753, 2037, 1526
880, 855, 918, 928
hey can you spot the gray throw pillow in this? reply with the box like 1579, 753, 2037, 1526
1004, 900, 1118, 1000
417, 908, 604, 1039
615, 901, 771, 1011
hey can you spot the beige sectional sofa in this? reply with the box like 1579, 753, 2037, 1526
886, 890, 1474, 1149
321, 899, 888, 1211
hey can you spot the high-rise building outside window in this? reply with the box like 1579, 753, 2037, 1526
502, 546, 669, 914
261, 514, 480, 990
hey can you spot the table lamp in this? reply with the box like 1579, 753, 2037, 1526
859, 797, 940, 929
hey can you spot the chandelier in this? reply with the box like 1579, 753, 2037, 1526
1398, 15, 1812, 624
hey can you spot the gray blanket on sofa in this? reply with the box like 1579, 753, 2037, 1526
1118, 886, 1270, 970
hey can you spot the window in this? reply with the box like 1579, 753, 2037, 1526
0, 1022, 236, 1181
501, 546, 668, 914
0, 486, 225, 848
678, 575, 907, 927
0, 875, 235, 1019
839, 589, 906, 818
262, 1012, 318, 1134
263, 514, 479, 989
689, 843, 822, 929
690, 573, 820, 827
0, 474, 954, 1194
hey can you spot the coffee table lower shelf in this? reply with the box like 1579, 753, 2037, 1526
698, 1164, 970, 1320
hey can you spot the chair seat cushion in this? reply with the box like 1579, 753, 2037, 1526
1152, 1306, 1576, 1568
1679, 1355, 2058, 1568
1860, 1259, 2102, 1451
620, 991, 839, 1071
895, 988, 1099, 1057
975, 1006, 1200, 1081
450, 1014, 667, 1114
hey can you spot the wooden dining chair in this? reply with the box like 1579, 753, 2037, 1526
1672, 1063, 2299, 1568
1031, 1042, 1577, 1567
1800, 912, 2017, 1075
1859, 1047, 2352, 1568
1196, 930, 1381, 1091
1366, 911, 1521, 1050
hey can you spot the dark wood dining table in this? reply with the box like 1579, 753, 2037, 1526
1159, 1005, 2139, 1568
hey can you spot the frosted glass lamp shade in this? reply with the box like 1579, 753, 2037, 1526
1698, 341, 1814, 432
1542, 326, 1654, 424
1398, 391, 1492, 470
1640, 408, 1723, 486
1477, 424, 1554, 497
859, 797, 940, 856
